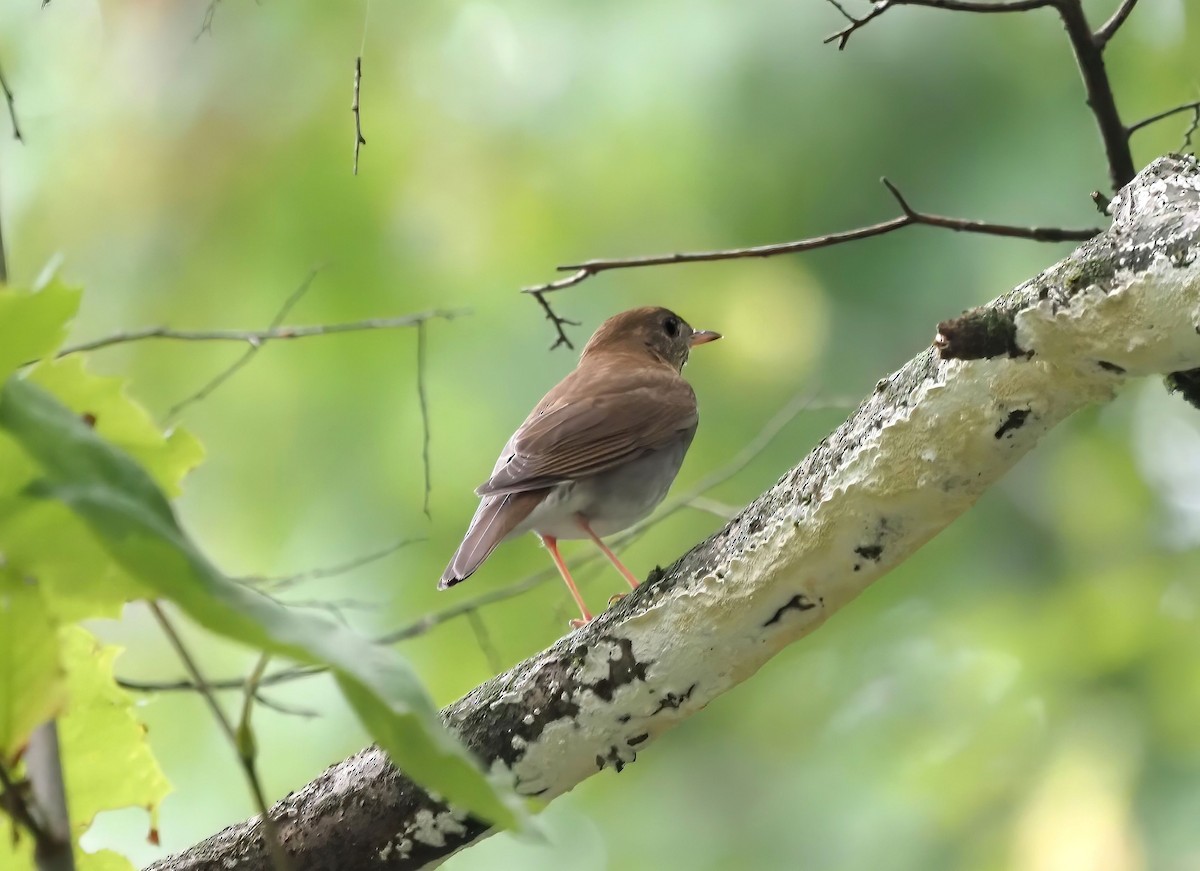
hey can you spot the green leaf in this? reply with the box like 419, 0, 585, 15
0, 280, 81, 379
30, 356, 204, 498
0, 628, 163, 871
0, 569, 66, 764
0, 355, 201, 623
58, 627, 170, 865
0, 376, 525, 830
0, 430, 150, 622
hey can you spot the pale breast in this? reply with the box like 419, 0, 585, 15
512, 432, 694, 541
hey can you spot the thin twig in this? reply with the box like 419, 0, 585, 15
352, 58, 366, 175
280, 597, 381, 629
527, 290, 579, 350
53, 309, 466, 358
0, 61, 22, 143
148, 603, 289, 871
253, 692, 319, 719
416, 321, 432, 517
241, 537, 423, 593
523, 177, 1100, 297
234, 655, 291, 871
196, 0, 223, 39
165, 267, 324, 420
823, 0, 1054, 50
466, 610, 504, 675
1093, 0, 1139, 48
685, 496, 740, 520
1127, 100, 1200, 137
1184, 110, 1200, 155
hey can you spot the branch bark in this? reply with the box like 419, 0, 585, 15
147, 155, 1200, 871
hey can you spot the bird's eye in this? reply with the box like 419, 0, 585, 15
663, 316, 680, 337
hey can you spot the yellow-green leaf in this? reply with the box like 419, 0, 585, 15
0, 569, 66, 764
58, 628, 170, 857
0, 280, 81, 379
30, 357, 204, 497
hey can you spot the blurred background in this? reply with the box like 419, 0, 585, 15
2, 1, 1199, 869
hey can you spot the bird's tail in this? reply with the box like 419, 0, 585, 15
439, 491, 545, 589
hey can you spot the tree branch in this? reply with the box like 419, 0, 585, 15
1052, 0, 1135, 190
53, 309, 466, 358
523, 177, 1099, 297
824, 0, 1055, 51
1093, 0, 1138, 48
1127, 100, 1200, 137
164, 268, 324, 420
352, 57, 366, 176
0, 60, 22, 143
146, 155, 1200, 871
526, 290, 579, 350
149, 604, 288, 871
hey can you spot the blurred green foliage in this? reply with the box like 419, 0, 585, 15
2, 1, 1198, 869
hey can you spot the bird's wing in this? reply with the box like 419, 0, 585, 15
476, 370, 698, 497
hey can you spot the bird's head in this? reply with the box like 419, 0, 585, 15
581, 306, 721, 371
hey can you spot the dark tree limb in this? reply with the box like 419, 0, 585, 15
1093, 0, 1139, 48
1053, 0, 1135, 190
146, 156, 1200, 871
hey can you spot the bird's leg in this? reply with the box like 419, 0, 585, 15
576, 516, 640, 589
540, 534, 593, 627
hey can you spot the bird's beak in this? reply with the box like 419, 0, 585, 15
689, 329, 722, 347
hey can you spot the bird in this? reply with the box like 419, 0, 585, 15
440, 305, 720, 626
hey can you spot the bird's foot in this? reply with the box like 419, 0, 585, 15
607, 592, 627, 607
568, 617, 591, 630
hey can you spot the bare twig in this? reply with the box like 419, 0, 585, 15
1093, 0, 1139, 48
165, 267, 324, 420
352, 57, 366, 175
0, 61, 22, 143
234, 655, 292, 870
466, 610, 504, 675
278, 597, 377, 625
196, 0, 223, 39
528, 290, 580, 350
523, 178, 1100, 297
416, 321, 431, 517
823, 0, 1054, 50
684, 496, 740, 520
1185, 110, 1200, 155
252, 692, 319, 719
148, 604, 289, 871
54, 309, 466, 358
242, 537, 422, 593
1127, 97, 1199, 155
1127, 100, 1200, 137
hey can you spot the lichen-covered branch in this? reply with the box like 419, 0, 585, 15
146, 155, 1200, 871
